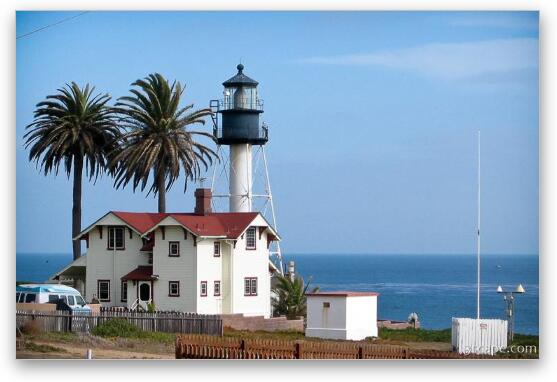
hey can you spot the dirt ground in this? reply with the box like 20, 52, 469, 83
16, 332, 451, 360
16, 333, 175, 360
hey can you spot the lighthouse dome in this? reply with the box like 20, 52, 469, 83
222, 64, 259, 87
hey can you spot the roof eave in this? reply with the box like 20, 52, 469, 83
73, 211, 143, 240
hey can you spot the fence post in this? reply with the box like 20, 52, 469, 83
175, 337, 182, 359
294, 342, 302, 359
404, 348, 409, 359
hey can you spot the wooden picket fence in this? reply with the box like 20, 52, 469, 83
175, 334, 490, 359
16, 310, 223, 336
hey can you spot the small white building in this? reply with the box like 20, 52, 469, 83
305, 291, 379, 341
452, 317, 508, 355
57, 188, 279, 318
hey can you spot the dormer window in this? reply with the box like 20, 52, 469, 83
169, 241, 180, 257
246, 226, 256, 250
107, 227, 125, 250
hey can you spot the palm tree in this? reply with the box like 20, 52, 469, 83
272, 275, 319, 319
24, 83, 120, 260
110, 73, 217, 213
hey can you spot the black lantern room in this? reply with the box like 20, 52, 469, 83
211, 64, 268, 145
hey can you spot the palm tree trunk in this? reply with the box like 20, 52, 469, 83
72, 156, 83, 260
157, 170, 166, 213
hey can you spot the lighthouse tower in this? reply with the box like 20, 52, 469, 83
210, 64, 283, 272
212, 64, 267, 212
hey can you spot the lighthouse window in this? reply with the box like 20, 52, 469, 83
169, 241, 180, 257
169, 281, 180, 297
97, 280, 110, 302
121, 281, 128, 302
200, 281, 207, 297
246, 227, 257, 250
244, 277, 257, 296
107, 227, 125, 250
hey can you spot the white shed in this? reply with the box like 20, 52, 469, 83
305, 291, 379, 341
452, 317, 508, 355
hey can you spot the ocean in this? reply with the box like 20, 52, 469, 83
16, 253, 539, 335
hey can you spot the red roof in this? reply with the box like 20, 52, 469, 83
112, 211, 167, 234
110, 211, 259, 239
306, 291, 380, 297
140, 240, 154, 252
121, 266, 153, 281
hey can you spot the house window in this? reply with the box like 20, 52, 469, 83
244, 277, 257, 296
214, 241, 221, 257
148, 254, 153, 264
98, 280, 110, 302
169, 281, 180, 297
169, 241, 180, 257
246, 227, 256, 250
107, 227, 125, 250
214, 281, 221, 296
121, 280, 127, 302
200, 281, 207, 297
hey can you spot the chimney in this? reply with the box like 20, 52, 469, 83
194, 188, 212, 215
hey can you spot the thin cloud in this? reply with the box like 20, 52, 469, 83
447, 14, 538, 30
296, 38, 538, 80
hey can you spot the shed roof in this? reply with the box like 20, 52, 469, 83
306, 291, 379, 297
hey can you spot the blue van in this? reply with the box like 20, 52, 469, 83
16, 284, 91, 313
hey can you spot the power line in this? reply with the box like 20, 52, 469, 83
17, 11, 90, 40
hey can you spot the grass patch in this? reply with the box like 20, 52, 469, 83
24, 342, 67, 353
224, 328, 306, 341
511, 333, 539, 349
378, 327, 452, 343
91, 318, 175, 344
37, 332, 80, 343
495, 334, 539, 359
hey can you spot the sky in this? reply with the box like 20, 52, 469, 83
16, 11, 539, 256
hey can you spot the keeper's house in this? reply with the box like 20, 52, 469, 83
58, 188, 279, 318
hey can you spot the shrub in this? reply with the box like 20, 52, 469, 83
20, 320, 43, 336
91, 318, 175, 344
92, 318, 142, 338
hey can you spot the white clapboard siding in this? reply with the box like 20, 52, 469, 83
452, 317, 508, 355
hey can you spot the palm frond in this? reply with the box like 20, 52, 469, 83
23, 82, 120, 180
109, 73, 218, 202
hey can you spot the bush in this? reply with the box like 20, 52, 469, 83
91, 318, 175, 344
92, 318, 142, 338
20, 320, 43, 336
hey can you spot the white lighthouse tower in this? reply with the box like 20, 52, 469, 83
210, 64, 283, 272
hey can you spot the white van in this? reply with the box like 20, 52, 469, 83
16, 284, 91, 313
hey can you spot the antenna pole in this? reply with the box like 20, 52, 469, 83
477, 131, 481, 319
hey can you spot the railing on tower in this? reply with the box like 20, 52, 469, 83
215, 98, 264, 112
212, 124, 269, 143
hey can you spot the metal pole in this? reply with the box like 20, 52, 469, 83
477, 131, 481, 320
262, 146, 284, 275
